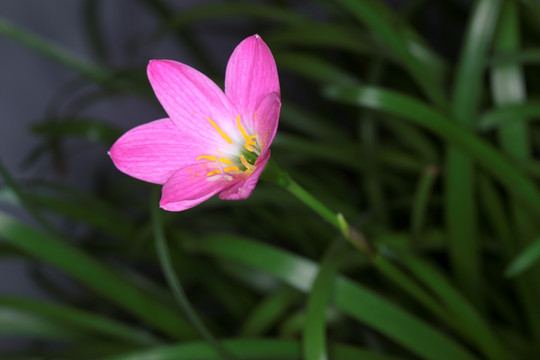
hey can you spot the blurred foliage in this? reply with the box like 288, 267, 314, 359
2, 0, 540, 359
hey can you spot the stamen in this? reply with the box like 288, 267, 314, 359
196, 155, 232, 165
244, 135, 259, 154
206, 169, 221, 176
236, 116, 260, 154
205, 165, 239, 178
236, 115, 250, 141
207, 174, 232, 181
207, 117, 232, 144
240, 155, 255, 171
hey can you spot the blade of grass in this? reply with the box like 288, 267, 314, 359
447, 0, 502, 303
477, 172, 540, 339
280, 104, 347, 140
410, 165, 439, 244
0, 17, 110, 82
332, 0, 446, 106
400, 256, 509, 360
323, 85, 540, 223
32, 192, 135, 240
478, 102, 540, 130
303, 240, 346, 360
0, 307, 85, 340
276, 52, 359, 86
192, 234, 479, 360
240, 287, 300, 336
491, 0, 536, 240
150, 188, 233, 359
31, 117, 122, 146
167, 3, 310, 29
82, 0, 108, 62
0, 158, 57, 236
0, 297, 159, 345
266, 24, 377, 55
360, 62, 388, 223
0, 211, 196, 339
99, 338, 405, 360
490, 48, 540, 66
490, 1, 540, 339
506, 236, 540, 277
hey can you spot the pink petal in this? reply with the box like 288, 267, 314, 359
110, 118, 206, 184
219, 150, 271, 200
147, 60, 241, 148
253, 92, 281, 153
225, 35, 279, 122
160, 162, 234, 211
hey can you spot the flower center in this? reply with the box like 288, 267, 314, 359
196, 115, 260, 181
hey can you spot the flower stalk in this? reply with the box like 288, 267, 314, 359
262, 160, 376, 258
151, 188, 234, 359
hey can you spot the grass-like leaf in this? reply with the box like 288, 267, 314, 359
192, 234, 479, 360
0, 212, 196, 339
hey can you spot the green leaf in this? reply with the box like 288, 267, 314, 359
490, 48, 540, 66
506, 236, 540, 277
0, 307, 85, 340
303, 241, 345, 360
276, 52, 359, 85
0, 297, 159, 344
490, 0, 537, 252
410, 166, 439, 241
0, 212, 196, 339
240, 288, 300, 336
332, 0, 446, 106
447, 0, 502, 303
31, 186, 135, 240
167, 3, 310, 29
31, 118, 122, 145
192, 235, 479, 360
399, 257, 508, 360
151, 189, 230, 358
100, 338, 407, 360
0, 17, 110, 82
478, 102, 540, 130
324, 85, 540, 220
267, 24, 377, 55
279, 103, 347, 140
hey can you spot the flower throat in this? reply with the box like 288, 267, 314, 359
196, 115, 260, 181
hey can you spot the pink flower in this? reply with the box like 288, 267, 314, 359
109, 35, 280, 211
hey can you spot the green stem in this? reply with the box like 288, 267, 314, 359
262, 160, 374, 257
151, 188, 234, 360
262, 160, 501, 356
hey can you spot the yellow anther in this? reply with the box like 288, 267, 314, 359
223, 166, 240, 173
240, 155, 255, 171
207, 117, 232, 144
196, 155, 232, 165
206, 169, 221, 176
236, 115, 250, 141
236, 115, 260, 154
244, 135, 258, 152
205, 166, 240, 177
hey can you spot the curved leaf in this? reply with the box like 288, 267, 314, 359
192, 235, 478, 360
324, 85, 540, 219
0, 212, 196, 339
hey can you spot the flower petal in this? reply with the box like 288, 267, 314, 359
225, 35, 279, 120
218, 150, 271, 200
160, 163, 234, 211
147, 60, 241, 148
254, 92, 281, 153
109, 118, 206, 184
